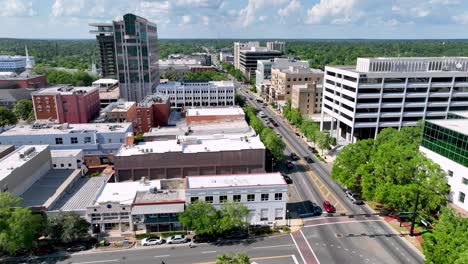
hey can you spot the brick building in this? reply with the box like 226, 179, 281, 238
185, 107, 244, 125
32, 85, 100, 124
135, 94, 171, 133
0, 72, 47, 89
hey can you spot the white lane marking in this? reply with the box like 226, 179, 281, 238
73, 260, 119, 264
154, 255, 170, 258
300, 230, 321, 264
252, 244, 295, 249
291, 254, 300, 264
201, 251, 217, 254
303, 219, 383, 228
290, 233, 307, 264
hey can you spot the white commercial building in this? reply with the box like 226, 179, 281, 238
156, 81, 235, 109
50, 149, 84, 170
420, 112, 468, 213
185, 173, 288, 224
321, 57, 468, 143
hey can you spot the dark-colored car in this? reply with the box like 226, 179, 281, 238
308, 146, 318, 153
311, 204, 323, 216
193, 234, 217, 243
305, 156, 314, 163
224, 230, 248, 239
272, 122, 279, 127
285, 160, 294, 170
295, 132, 301, 137
290, 153, 299, 161
283, 174, 293, 184
323, 200, 336, 213
66, 244, 87, 252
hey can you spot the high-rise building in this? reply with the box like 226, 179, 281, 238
420, 112, 468, 212
321, 57, 468, 143
91, 14, 159, 102
270, 66, 323, 101
89, 23, 117, 78
266, 41, 286, 53
239, 47, 282, 80
233, 41, 259, 70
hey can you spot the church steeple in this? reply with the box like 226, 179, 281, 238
25, 45, 33, 69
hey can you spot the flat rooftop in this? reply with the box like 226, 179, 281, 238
133, 189, 185, 204
0, 145, 48, 182
95, 180, 161, 205
92, 79, 118, 85
51, 176, 109, 212
186, 107, 244, 117
450, 111, 468, 119
157, 81, 234, 90
34, 85, 97, 95
103, 101, 135, 112
20, 169, 81, 208
0, 122, 132, 136
50, 149, 83, 158
428, 119, 468, 136
99, 88, 119, 99
118, 135, 264, 156
186, 172, 286, 189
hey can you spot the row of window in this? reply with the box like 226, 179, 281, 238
55, 137, 122, 145
190, 193, 283, 203
160, 90, 234, 94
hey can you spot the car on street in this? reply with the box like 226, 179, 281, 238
224, 230, 248, 239
193, 234, 217, 243
295, 132, 301, 137
345, 190, 364, 204
307, 146, 318, 153
256, 99, 263, 103
290, 153, 299, 161
258, 111, 266, 118
272, 122, 279, 127
66, 244, 87, 252
285, 160, 294, 170
141, 237, 164, 246
311, 203, 323, 216
323, 200, 336, 213
276, 132, 282, 138
167, 235, 187, 244
283, 174, 293, 184
305, 156, 314, 163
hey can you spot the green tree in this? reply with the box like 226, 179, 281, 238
0, 106, 17, 128
178, 200, 219, 235
262, 129, 286, 161
250, 86, 257, 93
13, 99, 34, 121
46, 212, 90, 243
316, 131, 332, 155
216, 252, 250, 264
422, 208, 468, 264
290, 108, 302, 126
0, 193, 43, 255
217, 202, 249, 234
234, 92, 246, 107
283, 100, 292, 121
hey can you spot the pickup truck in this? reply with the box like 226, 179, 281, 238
345, 190, 363, 205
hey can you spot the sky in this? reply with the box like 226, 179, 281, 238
1, 0, 468, 39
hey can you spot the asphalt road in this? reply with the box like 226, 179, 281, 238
236, 83, 424, 264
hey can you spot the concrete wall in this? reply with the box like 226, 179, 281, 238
114, 148, 266, 181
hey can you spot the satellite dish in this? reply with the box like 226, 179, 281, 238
456, 63, 462, 69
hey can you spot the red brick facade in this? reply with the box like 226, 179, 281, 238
135, 100, 171, 133
0, 75, 47, 89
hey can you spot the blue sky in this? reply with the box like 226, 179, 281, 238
1, 0, 468, 39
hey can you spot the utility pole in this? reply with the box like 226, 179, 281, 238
410, 188, 420, 237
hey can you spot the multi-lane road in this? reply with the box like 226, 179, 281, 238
237, 82, 424, 264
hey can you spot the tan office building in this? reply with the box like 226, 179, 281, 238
291, 83, 323, 116
270, 66, 323, 102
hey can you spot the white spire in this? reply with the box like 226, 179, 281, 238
91, 56, 97, 75
25, 45, 33, 69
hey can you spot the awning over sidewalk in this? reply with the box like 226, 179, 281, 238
131, 203, 185, 215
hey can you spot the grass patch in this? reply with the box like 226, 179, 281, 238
282, 226, 291, 232
314, 153, 326, 162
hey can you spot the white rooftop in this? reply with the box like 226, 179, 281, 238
429, 119, 468, 136
450, 111, 468, 119
92, 79, 118, 85
186, 172, 286, 189
117, 135, 265, 156
105, 101, 135, 112
186, 107, 244, 117
0, 145, 48, 182
34, 85, 97, 95
50, 149, 83, 158
157, 81, 234, 90
0, 122, 132, 136
96, 180, 161, 205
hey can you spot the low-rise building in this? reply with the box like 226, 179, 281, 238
291, 83, 323, 116
270, 66, 323, 102
185, 106, 244, 125
156, 81, 235, 109
50, 149, 84, 170
96, 101, 137, 127
114, 135, 265, 181
0, 122, 133, 166
185, 173, 288, 224
219, 48, 232, 62
32, 85, 100, 124
135, 93, 171, 133
0, 71, 47, 89
0, 87, 34, 109
0, 55, 33, 74
420, 112, 468, 213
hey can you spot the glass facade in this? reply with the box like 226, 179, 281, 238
421, 121, 468, 167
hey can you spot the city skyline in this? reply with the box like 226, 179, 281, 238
1, 0, 468, 39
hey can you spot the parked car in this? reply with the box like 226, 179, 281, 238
290, 153, 299, 161
66, 244, 87, 252
167, 235, 187, 244
272, 122, 279, 127
295, 132, 301, 137
311, 203, 323, 216
141, 237, 164, 246
345, 190, 364, 205
285, 160, 294, 170
224, 230, 248, 239
283, 174, 293, 184
276, 132, 282, 138
193, 234, 217, 243
323, 200, 336, 213
305, 156, 314, 163
307, 146, 318, 153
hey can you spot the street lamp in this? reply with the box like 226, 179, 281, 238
286, 209, 290, 227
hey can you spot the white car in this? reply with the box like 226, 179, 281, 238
141, 237, 164, 246
166, 235, 187, 244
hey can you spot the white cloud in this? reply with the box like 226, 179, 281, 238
201, 15, 209, 26
305, 0, 360, 25
453, 12, 468, 24
238, 0, 288, 27
258, 15, 268, 22
51, 0, 85, 17
181, 15, 191, 25
0, 0, 36, 17
278, 0, 301, 18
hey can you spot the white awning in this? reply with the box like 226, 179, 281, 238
131, 203, 185, 215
